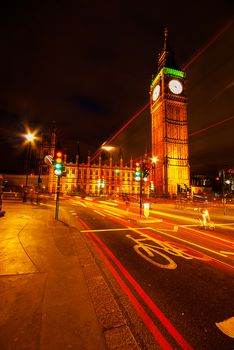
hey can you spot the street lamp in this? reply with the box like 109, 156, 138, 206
100, 145, 117, 197
101, 145, 114, 152
22, 132, 35, 202
151, 156, 158, 196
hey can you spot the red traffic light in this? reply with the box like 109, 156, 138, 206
55, 151, 63, 163
56, 151, 62, 158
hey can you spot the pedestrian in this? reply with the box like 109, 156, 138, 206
200, 208, 210, 228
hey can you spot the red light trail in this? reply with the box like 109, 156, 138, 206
183, 18, 234, 70
189, 115, 234, 137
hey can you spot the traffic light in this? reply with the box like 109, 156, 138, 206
213, 176, 221, 192
135, 162, 141, 181
54, 151, 64, 176
142, 159, 150, 178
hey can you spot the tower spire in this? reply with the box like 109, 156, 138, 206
157, 28, 179, 72
164, 27, 168, 50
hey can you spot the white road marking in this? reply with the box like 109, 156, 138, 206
150, 227, 228, 258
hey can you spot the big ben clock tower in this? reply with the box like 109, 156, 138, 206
150, 29, 190, 196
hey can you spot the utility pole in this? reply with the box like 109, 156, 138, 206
55, 175, 61, 220
53, 150, 64, 221
139, 169, 143, 217
221, 169, 226, 215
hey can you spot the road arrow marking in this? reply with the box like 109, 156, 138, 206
216, 316, 234, 338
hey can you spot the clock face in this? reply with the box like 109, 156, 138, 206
152, 84, 160, 101
168, 79, 183, 94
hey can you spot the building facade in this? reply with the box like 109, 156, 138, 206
48, 154, 140, 197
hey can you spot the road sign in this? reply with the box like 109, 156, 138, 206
143, 202, 150, 218
44, 155, 54, 165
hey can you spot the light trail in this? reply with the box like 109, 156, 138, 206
104, 209, 122, 217
189, 115, 234, 137
93, 210, 106, 216
81, 227, 153, 233
183, 18, 234, 70
87, 232, 174, 349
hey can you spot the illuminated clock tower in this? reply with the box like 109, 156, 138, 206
150, 29, 190, 196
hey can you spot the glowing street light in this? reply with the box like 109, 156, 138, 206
152, 156, 158, 164
25, 133, 35, 142
101, 145, 114, 152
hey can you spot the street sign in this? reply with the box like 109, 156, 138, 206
143, 202, 150, 218
44, 155, 54, 165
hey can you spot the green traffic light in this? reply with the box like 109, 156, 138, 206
55, 163, 63, 169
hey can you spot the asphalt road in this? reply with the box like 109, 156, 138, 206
61, 197, 234, 350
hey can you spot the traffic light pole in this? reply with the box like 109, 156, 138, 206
139, 175, 143, 217
55, 175, 61, 220
139, 159, 144, 217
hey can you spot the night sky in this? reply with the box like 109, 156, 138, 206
0, 1, 233, 175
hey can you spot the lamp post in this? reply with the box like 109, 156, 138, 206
101, 145, 115, 197
151, 156, 158, 197
23, 133, 35, 202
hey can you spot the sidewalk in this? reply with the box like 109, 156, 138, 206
0, 202, 139, 350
